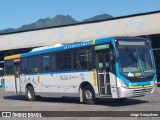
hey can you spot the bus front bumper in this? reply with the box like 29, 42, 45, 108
117, 85, 157, 98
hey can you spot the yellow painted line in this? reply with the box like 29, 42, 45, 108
128, 84, 155, 89
93, 69, 97, 86
4, 54, 20, 60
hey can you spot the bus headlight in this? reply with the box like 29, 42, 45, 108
120, 80, 128, 88
155, 79, 157, 84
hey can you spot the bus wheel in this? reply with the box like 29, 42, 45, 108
82, 85, 95, 104
26, 86, 35, 101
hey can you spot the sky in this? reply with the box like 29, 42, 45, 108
0, 0, 159, 30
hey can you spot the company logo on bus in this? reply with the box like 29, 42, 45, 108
141, 71, 145, 76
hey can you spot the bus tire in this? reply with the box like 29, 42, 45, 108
82, 85, 95, 104
26, 86, 35, 101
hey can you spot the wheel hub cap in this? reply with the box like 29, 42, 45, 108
85, 91, 92, 100
28, 90, 32, 99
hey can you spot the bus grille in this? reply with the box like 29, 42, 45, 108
133, 88, 153, 96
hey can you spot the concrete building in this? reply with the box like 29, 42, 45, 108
0, 10, 160, 78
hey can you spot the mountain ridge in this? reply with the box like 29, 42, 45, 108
0, 13, 113, 34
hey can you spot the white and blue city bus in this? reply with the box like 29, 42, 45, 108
4, 36, 157, 104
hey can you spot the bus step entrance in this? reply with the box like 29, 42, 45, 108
98, 73, 111, 96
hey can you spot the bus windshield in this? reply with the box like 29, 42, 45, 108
117, 40, 155, 78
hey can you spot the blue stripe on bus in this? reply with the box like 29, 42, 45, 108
95, 37, 115, 45
21, 41, 92, 57
20, 37, 115, 57
21, 69, 90, 76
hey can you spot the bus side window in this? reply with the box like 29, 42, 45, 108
76, 56, 82, 69
5, 60, 14, 75
63, 51, 72, 69
42, 54, 51, 72
85, 49, 92, 68
21, 58, 28, 73
28, 56, 41, 73
73, 47, 92, 69
55, 51, 72, 71
52, 53, 57, 71
56, 52, 64, 70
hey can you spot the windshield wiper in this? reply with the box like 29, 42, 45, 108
126, 47, 137, 63
141, 47, 147, 69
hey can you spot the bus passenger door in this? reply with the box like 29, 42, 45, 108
14, 59, 21, 94
96, 47, 112, 96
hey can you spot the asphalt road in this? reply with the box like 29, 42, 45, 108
0, 87, 160, 120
